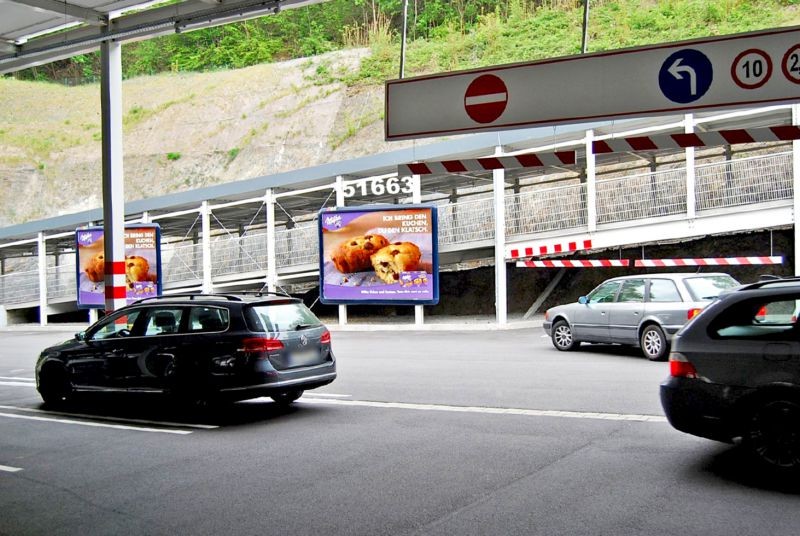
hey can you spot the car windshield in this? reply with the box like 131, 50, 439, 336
683, 275, 739, 301
248, 303, 322, 333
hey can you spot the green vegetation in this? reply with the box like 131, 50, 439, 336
11, 1, 800, 84
166, 152, 181, 161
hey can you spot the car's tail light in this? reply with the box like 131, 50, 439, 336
687, 308, 703, 320
544, 311, 549, 321
320, 330, 331, 344
669, 352, 698, 378
239, 337, 284, 353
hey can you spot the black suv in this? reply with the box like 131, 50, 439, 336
660, 277, 800, 471
36, 293, 336, 406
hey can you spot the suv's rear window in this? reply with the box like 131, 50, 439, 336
246, 302, 322, 333
683, 275, 739, 301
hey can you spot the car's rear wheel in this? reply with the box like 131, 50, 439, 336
38, 366, 72, 407
743, 396, 800, 472
551, 320, 578, 351
640, 324, 668, 361
271, 390, 304, 406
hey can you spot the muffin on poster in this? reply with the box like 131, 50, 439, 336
318, 205, 439, 305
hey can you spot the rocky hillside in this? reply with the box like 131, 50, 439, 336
0, 48, 424, 226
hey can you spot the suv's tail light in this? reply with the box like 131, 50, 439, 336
240, 337, 284, 353
687, 308, 703, 320
669, 352, 698, 378
320, 330, 331, 344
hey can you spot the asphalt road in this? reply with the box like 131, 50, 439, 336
1, 326, 798, 536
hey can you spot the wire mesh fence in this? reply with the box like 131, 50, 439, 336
47, 261, 76, 300
161, 242, 203, 284
696, 151, 793, 211
0, 269, 39, 304
506, 183, 587, 236
596, 168, 687, 224
437, 196, 495, 245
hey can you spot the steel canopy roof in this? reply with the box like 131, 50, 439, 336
0, 0, 328, 74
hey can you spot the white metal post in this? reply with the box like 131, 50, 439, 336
37, 232, 47, 326
201, 200, 213, 293
335, 176, 347, 326
100, 39, 126, 313
266, 189, 277, 292
412, 174, 424, 326
493, 146, 507, 326
585, 129, 597, 232
685, 113, 696, 219
794, 104, 800, 276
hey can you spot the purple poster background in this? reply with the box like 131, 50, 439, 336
320, 207, 436, 303
76, 226, 160, 308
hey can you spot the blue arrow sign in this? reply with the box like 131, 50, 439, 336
659, 49, 713, 104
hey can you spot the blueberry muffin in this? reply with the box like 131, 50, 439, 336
331, 234, 390, 273
370, 242, 422, 284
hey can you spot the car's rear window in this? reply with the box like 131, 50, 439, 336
683, 275, 739, 301
246, 302, 322, 333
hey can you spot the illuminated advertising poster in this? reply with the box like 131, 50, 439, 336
75, 225, 162, 308
318, 205, 439, 305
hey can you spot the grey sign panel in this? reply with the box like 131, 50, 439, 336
385, 26, 800, 141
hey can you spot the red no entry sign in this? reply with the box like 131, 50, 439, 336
464, 74, 508, 124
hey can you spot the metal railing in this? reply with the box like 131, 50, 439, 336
161, 242, 202, 284
0, 269, 39, 305
696, 151, 793, 211
1, 150, 795, 307
438, 196, 495, 245
47, 261, 76, 300
506, 182, 587, 236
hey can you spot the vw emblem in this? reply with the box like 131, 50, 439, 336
300, 334, 308, 346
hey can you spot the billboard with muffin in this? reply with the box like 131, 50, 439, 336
318, 205, 438, 304
75, 225, 162, 308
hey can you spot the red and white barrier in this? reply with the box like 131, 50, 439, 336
508, 239, 592, 260
398, 151, 576, 176
593, 126, 800, 154
399, 125, 800, 177
635, 256, 783, 267
517, 259, 629, 268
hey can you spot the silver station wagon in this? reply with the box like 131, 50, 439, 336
543, 272, 740, 360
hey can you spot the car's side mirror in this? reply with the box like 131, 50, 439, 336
74, 331, 86, 341
117, 329, 131, 338
578, 296, 588, 305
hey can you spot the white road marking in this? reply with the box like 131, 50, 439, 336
0, 464, 23, 473
301, 392, 352, 399
0, 382, 35, 387
298, 398, 668, 423
0, 412, 193, 434
0, 405, 218, 430
0, 376, 34, 381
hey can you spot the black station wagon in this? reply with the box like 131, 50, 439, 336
36, 293, 336, 407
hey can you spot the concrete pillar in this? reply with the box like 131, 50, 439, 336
585, 129, 597, 232
493, 146, 507, 326
100, 39, 126, 313
412, 174, 423, 326
266, 189, 277, 292
685, 113, 696, 219
201, 201, 213, 293
37, 232, 47, 326
793, 104, 800, 276
335, 176, 347, 326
